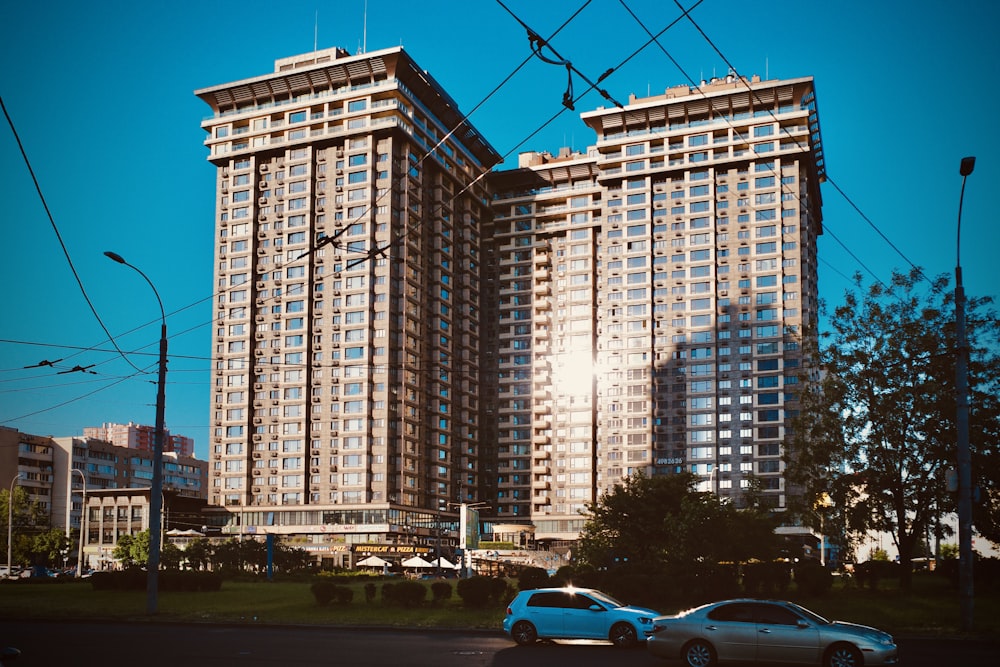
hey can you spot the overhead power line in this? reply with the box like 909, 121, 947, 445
1, 96, 149, 375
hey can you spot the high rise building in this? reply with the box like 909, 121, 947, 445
83, 421, 195, 457
486, 75, 823, 541
195, 47, 499, 562
196, 44, 824, 555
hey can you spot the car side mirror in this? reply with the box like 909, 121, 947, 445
797, 620, 810, 629
589, 604, 605, 612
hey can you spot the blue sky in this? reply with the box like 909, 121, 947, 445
2, 0, 997, 460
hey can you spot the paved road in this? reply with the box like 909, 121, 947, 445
2, 621, 998, 666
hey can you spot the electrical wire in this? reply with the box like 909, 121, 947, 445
1, 96, 151, 375
613, 0, 886, 293
667, 0, 924, 288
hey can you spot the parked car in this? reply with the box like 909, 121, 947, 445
646, 599, 897, 667
503, 586, 659, 648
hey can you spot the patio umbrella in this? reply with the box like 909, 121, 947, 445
357, 555, 390, 568
401, 556, 435, 568
431, 557, 459, 570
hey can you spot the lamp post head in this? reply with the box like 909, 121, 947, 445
959, 156, 976, 177
104, 251, 126, 264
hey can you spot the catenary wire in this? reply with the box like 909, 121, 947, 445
1, 95, 150, 375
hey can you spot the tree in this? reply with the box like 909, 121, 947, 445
160, 541, 183, 570
31, 528, 69, 568
1, 486, 50, 567
576, 472, 779, 570
785, 269, 1000, 589
112, 531, 151, 568
183, 537, 212, 571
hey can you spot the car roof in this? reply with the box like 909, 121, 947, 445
519, 586, 599, 596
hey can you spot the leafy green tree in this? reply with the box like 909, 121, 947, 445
1, 486, 50, 567
577, 472, 779, 570
785, 269, 1000, 589
183, 538, 212, 571
160, 541, 183, 570
31, 528, 69, 568
274, 542, 313, 572
112, 531, 151, 567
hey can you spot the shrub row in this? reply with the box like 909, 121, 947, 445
310, 581, 354, 605
308, 576, 515, 609
514, 561, 832, 609
89, 570, 222, 592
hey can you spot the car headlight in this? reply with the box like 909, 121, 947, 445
638, 617, 652, 625
877, 634, 894, 646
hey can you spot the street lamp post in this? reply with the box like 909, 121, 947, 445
72, 469, 87, 577
954, 156, 976, 631
104, 251, 168, 615
7, 473, 21, 577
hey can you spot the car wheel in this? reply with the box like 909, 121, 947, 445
610, 622, 638, 648
511, 621, 537, 646
824, 643, 863, 667
682, 639, 717, 667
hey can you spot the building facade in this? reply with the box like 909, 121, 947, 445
83, 421, 195, 457
195, 46, 500, 562
0, 427, 207, 549
487, 75, 823, 541
194, 45, 823, 551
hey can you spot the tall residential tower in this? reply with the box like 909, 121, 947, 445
196, 47, 499, 563
487, 75, 823, 541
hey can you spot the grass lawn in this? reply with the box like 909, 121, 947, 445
0, 578, 506, 630
1, 573, 997, 639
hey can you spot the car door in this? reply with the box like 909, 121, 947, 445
752, 602, 821, 664
523, 591, 566, 638
560, 591, 607, 639
703, 602, 758, 662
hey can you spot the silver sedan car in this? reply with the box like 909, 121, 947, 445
646, 599, 897, 667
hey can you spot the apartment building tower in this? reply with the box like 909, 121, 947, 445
487, 75, 823, 541
195, 47, 499, 556
83, 421, 195, 457
0, 427, 207, 550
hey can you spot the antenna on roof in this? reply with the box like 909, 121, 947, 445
363, 0, 368, 53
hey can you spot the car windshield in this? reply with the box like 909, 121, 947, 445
584, 590, 624, 608
786, 602, 830, 625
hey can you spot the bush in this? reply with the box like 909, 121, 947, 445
854, 560, 899, 591
88, 569, 148, 591
161, 571, 223, 592
794, 562, 833, 596
311, 580, 354, 605
334, 585, 353, 604
383, 580, 426, 608
490, 577, 514, 605
457, 576, 495, 608
430, 581, 452, 603
311, 581, 337, 605
517, 566, 549, 591
364, 582, 377, 603
742, 561, 791, 596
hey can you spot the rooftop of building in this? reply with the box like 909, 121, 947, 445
194, 45, 500, 168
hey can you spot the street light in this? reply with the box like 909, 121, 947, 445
72, 469, 87, 577
954, 156, 976, 631
7, 473, 21, 577
104, 250, 168, 615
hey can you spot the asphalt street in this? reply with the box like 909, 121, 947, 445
2, 621, 997, 667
